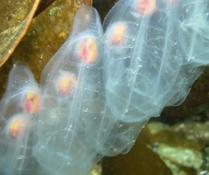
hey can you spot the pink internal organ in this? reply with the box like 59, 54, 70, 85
135, 0, 157, 16
78, 37, 98, 64
23, 91, 41, 115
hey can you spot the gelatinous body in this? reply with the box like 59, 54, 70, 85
94, 0, 209, 156
0, 65, 41, 119
0, 65, 40, 175
33, 5, 104, 175
0, 1, 209, 174
103, 0, 209, 123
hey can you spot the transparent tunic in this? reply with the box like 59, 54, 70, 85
0, 0, 209, 174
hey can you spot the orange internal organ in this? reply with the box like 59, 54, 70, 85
23, 91, 41, 114
8, 117, 27, 139
56, 73, 77, 96
109, 23, 127, 46
135, 0, 157, 16
78, 37, 97, 64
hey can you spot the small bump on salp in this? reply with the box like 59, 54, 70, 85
6, 115, 28, 139
133, 0, 157, 16
77, 35, 98, 64
22, 90, 41, 115
106, 22, 128, 47
55, 72, 77, 97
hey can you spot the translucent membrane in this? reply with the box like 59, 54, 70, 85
96, 0, 209, 155
0, 65, 41, 175
33, 5, 105, 175
0, 1, 209, 174
103, 0, 209, 123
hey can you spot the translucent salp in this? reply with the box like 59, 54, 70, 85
95, 0, 209, 156
0, 113, 32, 175
0, 1, 209, 174
103, 0, 208, 123
0, 65, 40, 175
33, 5, 105, 175
0, 65, 41, 119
